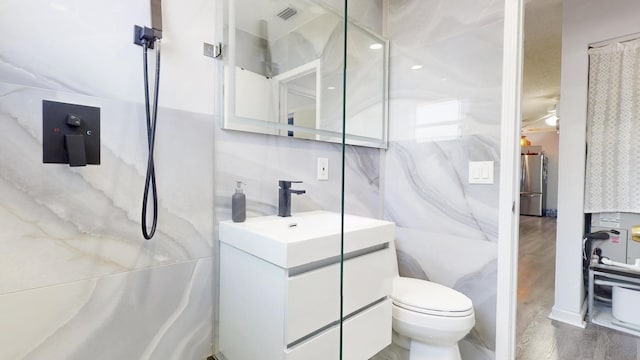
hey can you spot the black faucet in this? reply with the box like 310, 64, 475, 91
278, 180, 306, 217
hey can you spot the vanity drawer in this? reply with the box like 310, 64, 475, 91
285, 247, 394, 344
343, 298, 392, 360
284, 299, 392, 360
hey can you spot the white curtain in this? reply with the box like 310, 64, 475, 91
584, 39, 640, 213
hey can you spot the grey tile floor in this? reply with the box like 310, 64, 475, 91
516, 216, 640, 360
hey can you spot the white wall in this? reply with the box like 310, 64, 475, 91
552, 0, 640, 326
524, 131, 559, 211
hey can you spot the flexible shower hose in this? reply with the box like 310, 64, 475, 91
141, 39, 161, 240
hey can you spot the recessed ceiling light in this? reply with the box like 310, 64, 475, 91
369, 43, 383, 50
411, 65, 423, 70
327, 86, 336, 90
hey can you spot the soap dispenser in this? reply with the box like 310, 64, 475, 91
232, 181, 246, 223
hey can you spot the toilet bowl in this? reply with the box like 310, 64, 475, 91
391, 277, 475, 360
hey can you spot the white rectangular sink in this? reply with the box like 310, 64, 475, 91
219, 210, 395, 268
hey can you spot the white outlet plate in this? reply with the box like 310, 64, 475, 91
468, 161, 494, 184
317, 158, 329, 180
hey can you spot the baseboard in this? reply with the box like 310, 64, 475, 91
548, 301, 587, 328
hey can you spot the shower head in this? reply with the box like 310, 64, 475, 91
150, 0, 163, 38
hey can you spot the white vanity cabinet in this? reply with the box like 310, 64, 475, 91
218, 211, 395, 360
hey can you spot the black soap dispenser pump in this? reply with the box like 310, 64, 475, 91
232, 181, 246, 223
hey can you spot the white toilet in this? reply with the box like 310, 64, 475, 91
390, 276, 475, 360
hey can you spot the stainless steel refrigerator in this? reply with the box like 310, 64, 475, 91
520, 154, 547, 216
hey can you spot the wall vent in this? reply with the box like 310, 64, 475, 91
277, 7, 298, 20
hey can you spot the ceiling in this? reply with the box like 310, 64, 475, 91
521, 0, 562, 132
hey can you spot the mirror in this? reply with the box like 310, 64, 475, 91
223, 0, 388, 148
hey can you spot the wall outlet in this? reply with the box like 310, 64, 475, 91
317, 157, 329, 180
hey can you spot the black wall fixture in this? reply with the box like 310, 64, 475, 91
42, 100, 100, 166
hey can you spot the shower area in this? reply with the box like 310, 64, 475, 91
0, 0, 508, 359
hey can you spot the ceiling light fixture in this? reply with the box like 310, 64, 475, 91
369, 43, 383, 50
411, 64, 423, 70
529, 103, 559, 129
545, 115, 558, 127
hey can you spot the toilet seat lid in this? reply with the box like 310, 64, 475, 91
392, 277, 473, 317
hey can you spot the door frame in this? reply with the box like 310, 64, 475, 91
496, 0, 524, 358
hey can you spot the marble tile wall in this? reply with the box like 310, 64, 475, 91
0, 0, 217, 358
214, 129, 381, 222
1, 0, 383, 359
0, 258, 214, 360
376, 0, 506, 359
0, 87, 216, 359
1, 0, 506, 359
214, 0, 385, 221
0, 85, 214, 294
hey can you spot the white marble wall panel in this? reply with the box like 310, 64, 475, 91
0, 0, 217, 114
378, 0, 505, 358
388, 0, 503, 48
0, 83, 214, 295
0, 0, 217, 355
0, 258, 213, 360
214, 128, 381, 222
1, 1, 383, 358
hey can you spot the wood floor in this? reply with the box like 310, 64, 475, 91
516, 216, 640, 360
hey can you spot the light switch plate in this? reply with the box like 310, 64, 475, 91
317, 157, 329, 180
468, 161, 494, 184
